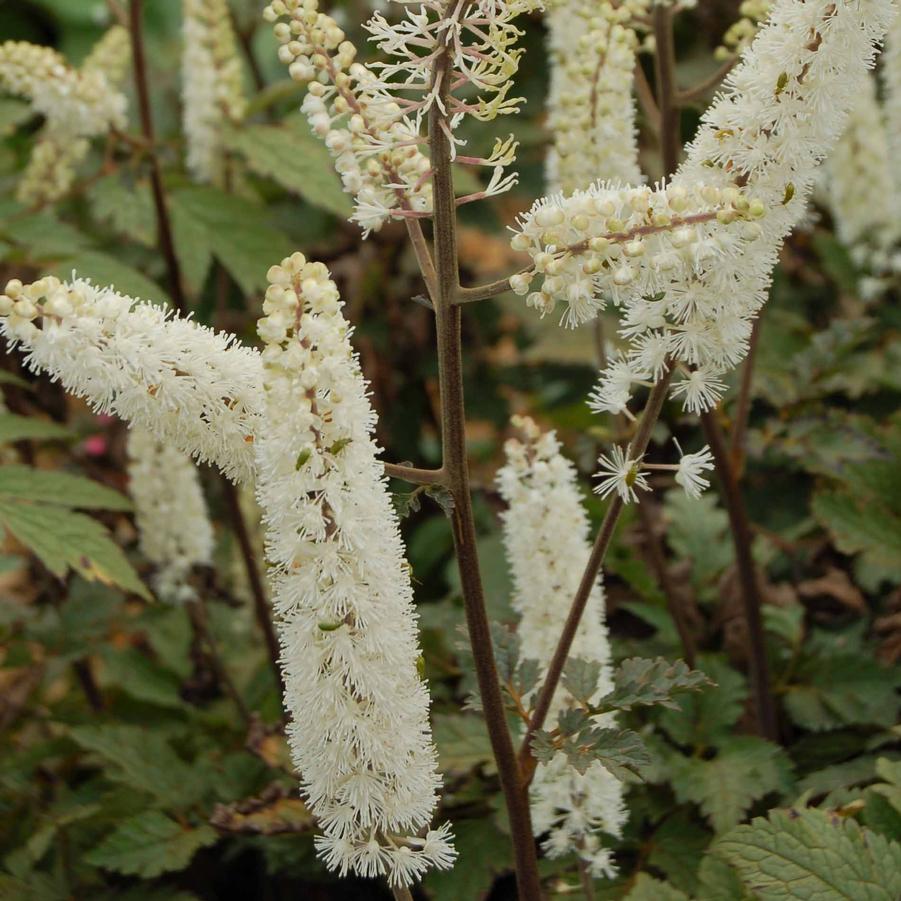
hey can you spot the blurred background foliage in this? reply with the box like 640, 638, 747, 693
0, 0, 899, 899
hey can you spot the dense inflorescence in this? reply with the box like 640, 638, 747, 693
254, 253, 454, 885
497, 416, 626, 878
0, 276, 263, 484
182, 0, 247, 184
127, 428, 214, 604
545, 0, 647, 195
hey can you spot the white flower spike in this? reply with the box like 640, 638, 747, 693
254, 252, 454, 886
497, 416, 626, 878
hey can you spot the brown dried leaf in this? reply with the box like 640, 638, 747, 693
210, 783, 313, 836
798, 567, 866, 614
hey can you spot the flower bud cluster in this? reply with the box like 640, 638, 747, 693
0, 276, 263, 484
182, 0, 248, 185
515, 0, 893, 416
3, 27, 130, 205
715, 0, 771, 60
127, 427, 214, 604
265, 0, 431, 234
255, 254, 454, 886
0, 34, 128, 140
511, 179, 765, 337
497, 416, 625, 879
545, 0, 647, 195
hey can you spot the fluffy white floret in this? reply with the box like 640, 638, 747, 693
514, 0, 895, 413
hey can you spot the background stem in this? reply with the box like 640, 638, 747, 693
701, 411, 778, 740
128, 0, 187, 315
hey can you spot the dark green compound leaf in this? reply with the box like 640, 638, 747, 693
560, 727, 651, 780
562, 656, 603, 704
598, 657, 712, 713
85, 811, 218, 878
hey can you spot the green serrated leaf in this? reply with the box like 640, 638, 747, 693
668, 736, 793, 833
658, 655, 747, 748
88, 175, 157, 247
432, 713, 496, 776
563, 726, 650, 779
85, 811, 218, 878
784, 654, 900, 731
0, 465, 131, 511
563, 656, 603, 703
696, 853, 753, 901
169, 186, 294, 295
99, 647, 185, 709
0, 500, 148, 598
623, 874, 689, 901
647, 810, 711, 895
223, 118, 351, 218
599, 657, 711, 713
69, 725, 202, 809
714, 806, 901, 900
0, 414, 71, 444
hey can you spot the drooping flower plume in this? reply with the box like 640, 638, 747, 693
254, 253, 454, 886
0, 27, 131, 204
497, 416, 626, 878
127, 427, 214, 603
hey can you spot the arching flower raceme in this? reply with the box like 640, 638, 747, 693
0, 27, 131, 204
255, 253, 454, 886
545, 0, 647, 195
182, 0, 247, 184
513, 0, 894, 415
127, 428, 214, 604
0, 276, 263, 485
826, 73, 899, 274
497, 417, 626, 878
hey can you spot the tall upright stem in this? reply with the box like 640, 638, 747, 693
428, 51, 542, 901
701, 411, 778, 740
730, 316, 762, 474
128, 0, 187, 315
522, 369, 674, 778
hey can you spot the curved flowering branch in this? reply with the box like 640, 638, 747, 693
514, 0, 895, 419
0, 276, 263, 484
182, 0, 248, 185
498, 417, 626, 880
255, 253, 454, 887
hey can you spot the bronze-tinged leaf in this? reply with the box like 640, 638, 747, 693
210, 784, 313, 836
